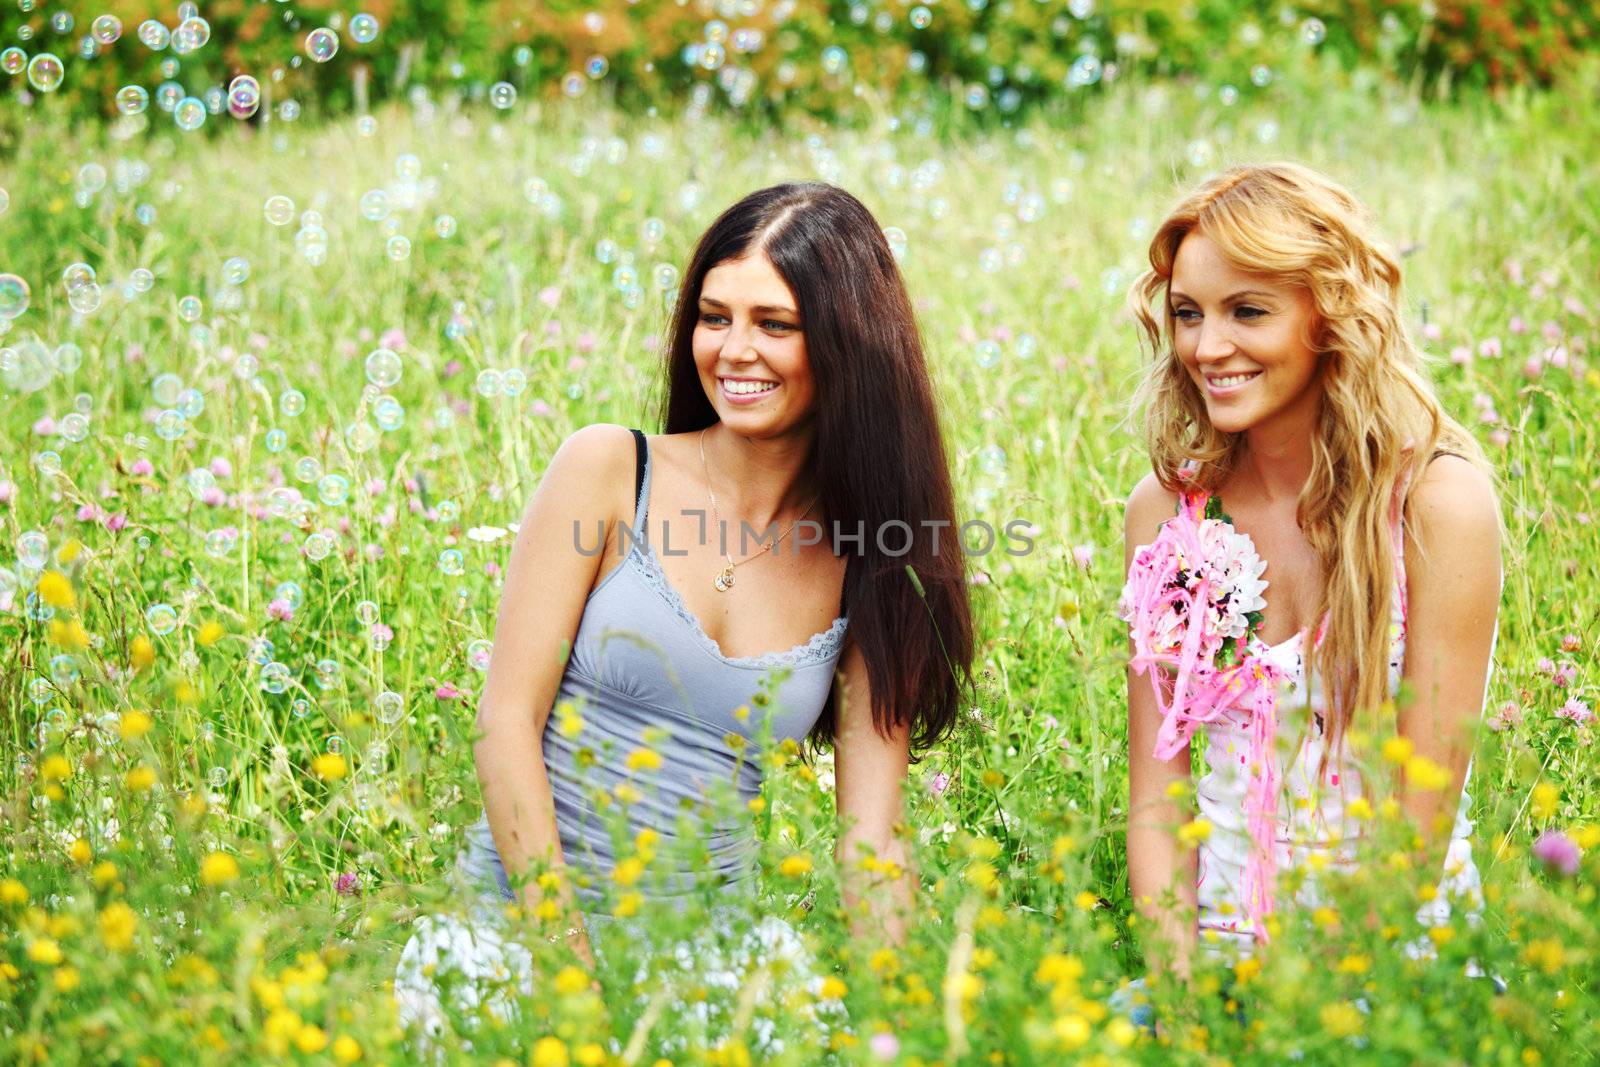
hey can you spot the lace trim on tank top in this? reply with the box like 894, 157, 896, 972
629, 539, 849, 671
625, 432, 848, 671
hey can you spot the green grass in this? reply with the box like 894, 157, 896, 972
1, 71, 1597, 1065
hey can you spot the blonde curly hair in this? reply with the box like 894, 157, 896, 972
1129, 162, 1488, 744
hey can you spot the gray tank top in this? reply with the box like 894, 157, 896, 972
464, 433, 849, 909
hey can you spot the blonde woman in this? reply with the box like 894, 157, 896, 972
1121, 163, 1501, 979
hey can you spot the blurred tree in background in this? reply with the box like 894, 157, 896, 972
1, 0, 1596, 132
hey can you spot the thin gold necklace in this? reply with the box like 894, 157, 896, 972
698, 427, 819, 592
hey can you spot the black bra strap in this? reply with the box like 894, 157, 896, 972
630, 428, 646, 503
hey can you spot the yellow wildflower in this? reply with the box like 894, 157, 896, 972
1336, 954, 1371, 975
1177, 818, 1212, 846
28, 939, 63, 966
964, 860, 998, 892
312, 753, 348, 781
41, 753, 72, 782
1404, 755, 1450, 791
200, 851, 240, 886
819, 976, 848, 999
53, 966, 81, 992
48, 619, 90, 650
0, 879, 28, 906
1532, 782, 1559, 821
1053, 1014, 1090, 1048
1320, 1001, 1364, 1038
197, 621, 225, 647
125, 766, 157, 792
616, 891, 642, 917
99, 901, 137, 951
57, 539, 84, 564
553, 966, 590, 995
37, 571, 75, 609
332, 1035, 362, 1063
1347, 797, 1374, 821
68, 839, 91, 865
612, 857, 644, 886
120, 710, 153, 740
295, 1025, 329, 1054
531, 1037, 569, 1067
779, 853, 813, 878
1522, 939, 1564, 974
130, 635, 155, 671
574, 1045, 605, 1067
1380, 736, 1414, 764
1035, 954, 1084, 986
625, 746, 663, 772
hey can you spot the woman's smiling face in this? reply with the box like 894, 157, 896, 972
693, 251, 817, 439
1169, 232, 1324, 437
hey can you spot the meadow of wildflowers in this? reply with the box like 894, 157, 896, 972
2, 25, 1599, 1067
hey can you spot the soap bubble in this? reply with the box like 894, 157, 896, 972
227, 75, 261, 118
586, 55, 609, 79
91, 15, 122, 44
116, 85, 149, 114
910, 6, 933, 29
467, 639, 493, 671
305, 28, 339, 62
373, 395, 404, 430
67, 283, 102, 314
374, 690, 406, 724
350, 13, 380, 43
137, 19, 169, 50
1068, 54, 1103, 87
26, 53, 64, 93
365, 348, 401, 387
345, 421, 378, 453
883, 226, 909, 262
174, 96, 207, 131
171, 16, 209, 55
154, 409, 188, 441
1301, 18, 1327, 45
17, 530, 50, 570
385, 235, 411, 261
317, 473, 350, 506
145, 603, 179, 635
0, 274, 30, 320
0, 48, 23, 76
259, 662, 291, 694
490, 81, 516, 109
264, 195, 295, 226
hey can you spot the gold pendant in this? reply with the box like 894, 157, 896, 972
714, 564, 735, 592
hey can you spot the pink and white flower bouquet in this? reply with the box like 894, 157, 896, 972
1120, 491, 1286, 937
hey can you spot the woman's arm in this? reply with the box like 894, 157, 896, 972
1397, 455, 1501, 856
1123, 473, 1197, 974
473, 424, 635, 962
834, 642, 915, 945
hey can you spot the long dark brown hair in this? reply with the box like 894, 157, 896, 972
660, 182, 973, 753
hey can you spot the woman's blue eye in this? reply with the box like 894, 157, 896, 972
700, 313, 727, 325
763, 320, 796, 331
1236, 306, 1266, 319
1173, 307, 1201, 322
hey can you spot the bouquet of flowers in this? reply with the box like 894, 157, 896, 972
1120, 491, 1285, 938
